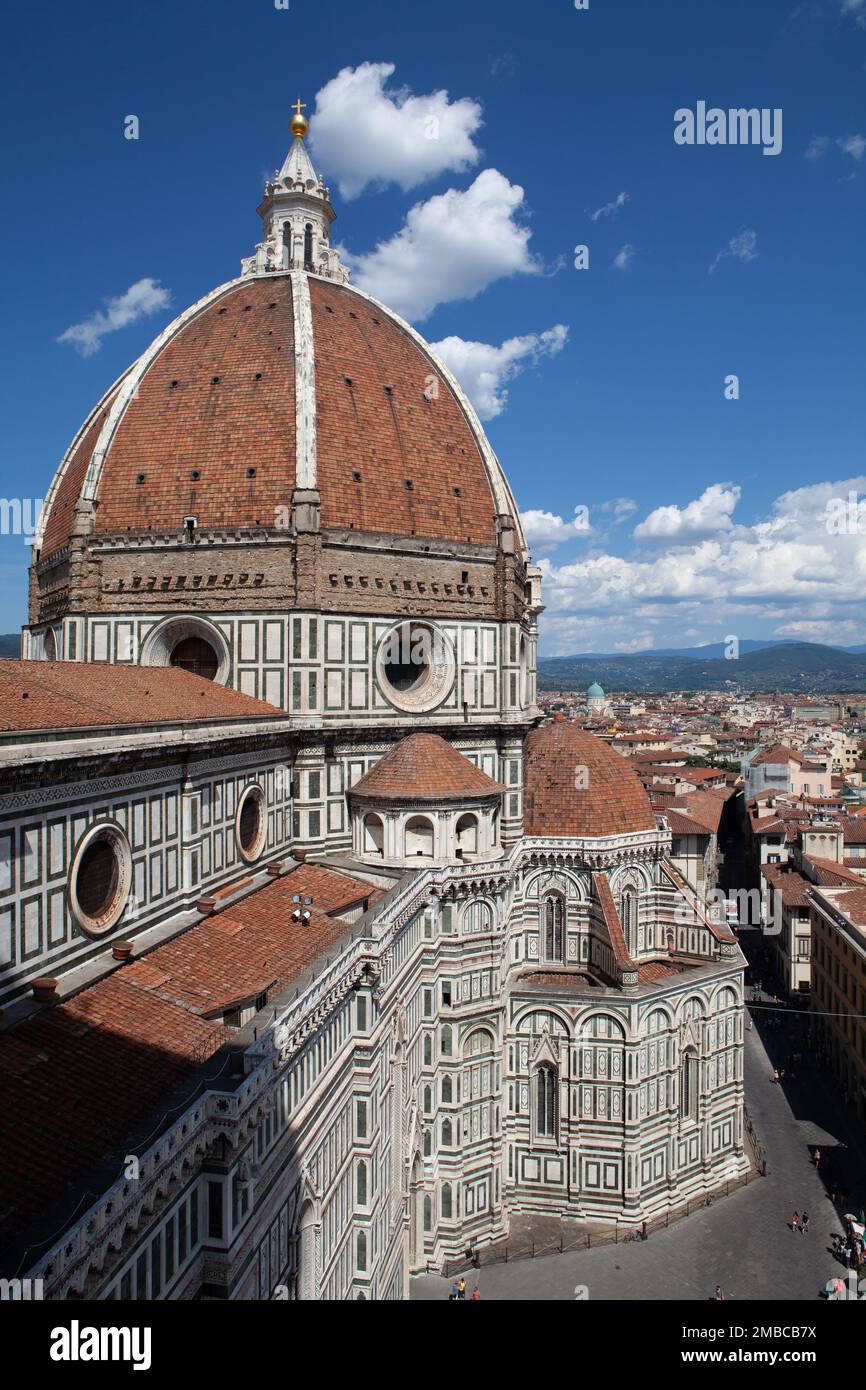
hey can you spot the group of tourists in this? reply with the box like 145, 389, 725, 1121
448, 1277, 481, 1300
832, 1218, 866, 1272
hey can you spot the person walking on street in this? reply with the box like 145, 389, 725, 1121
801, 1212, 810, 1235
457, 1277, 467, 1300
792, 1211, 800, 1234
471, 1286, 481, 1301
713, 1284, 726, 1301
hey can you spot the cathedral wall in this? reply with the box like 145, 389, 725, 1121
0, 739, 294, 1007
25, 609, 535, 725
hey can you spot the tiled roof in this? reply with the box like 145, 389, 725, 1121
0, 862, 372, 1249
802, 855, 866, 888
761, 864, 812, 908
524, 717, 657, 838
349, 733, 504, 801
750, 743, 807, 767
0, 660, 282, 733
40, 277, 500, 557
593, 872, 634, 969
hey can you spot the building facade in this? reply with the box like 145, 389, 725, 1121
0, 110, 748, 1301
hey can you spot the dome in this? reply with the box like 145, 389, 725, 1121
349, 733, 504, 803
523, 715, 657, 838
586, 682, 604, 697
38, 274, 525, 560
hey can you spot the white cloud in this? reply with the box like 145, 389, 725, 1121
309, 62, 482, 200
634, 484, 742, 542
841, 0, 866, 25
805, 135, 831, 159
613, 244, 636, 270
599, 497, 638, 523
805, 132, 865, 160
588, 191, 629, 221
520, 505, 592, 548
346, 169, 540, 321
57, 278, 171, 357
838, 134, 866, 159
430, 324, 568, 420
709, 228, 758, 275
536, 475, 866, 652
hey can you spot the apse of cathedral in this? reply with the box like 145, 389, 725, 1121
0, 107, 746, 1301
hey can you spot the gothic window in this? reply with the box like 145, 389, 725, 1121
620, 887, 637, 955
441, 1025, 453, 1058
680, 1048, 698, 1122
423, 1129, 432, 1157
304, 222, 314, 269
535, 1063, 557, 1138
423, 1196, 432, 1232
356, 1161, 367, 1207
423, 1085, 433, 1114
441, 1075, 453, 1104
441, 1118, 453, 1147
441, 1183, 452, 1219
356, 1229, 367, 1272
543, 895, 564, 961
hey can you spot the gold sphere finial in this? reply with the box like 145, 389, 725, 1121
290, 97, 308, 139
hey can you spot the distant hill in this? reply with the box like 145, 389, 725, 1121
0, 633, 20, 658
538, 642, 866, 694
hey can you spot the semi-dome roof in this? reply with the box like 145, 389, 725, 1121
586, 682, 604, 697
349, 732, 505, 802
523, 715, 657, 839
39, 273, 525, 559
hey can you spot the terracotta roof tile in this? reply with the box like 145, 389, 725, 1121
349, 733, 504, 801
524, 717, 657, 838
0, 862, 372, 1249
0, 660, 282, 733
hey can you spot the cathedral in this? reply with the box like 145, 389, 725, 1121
0, 107, 747, 1300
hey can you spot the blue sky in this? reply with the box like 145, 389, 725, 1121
1, 0, 864, 654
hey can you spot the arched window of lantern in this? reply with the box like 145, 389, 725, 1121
304, 222, 314, 269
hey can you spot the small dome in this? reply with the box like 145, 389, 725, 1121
349, 733, 504, 802
523, 717, 656, 838
586, 682, 605, 697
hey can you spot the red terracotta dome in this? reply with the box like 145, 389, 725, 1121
524, 715, 657, 839
38, 274, 523, 560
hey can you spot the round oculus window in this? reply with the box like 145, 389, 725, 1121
375, 622, 455, 713
69, 824, 133, 938
236, 785, 266, 863
169, 635, 219, 681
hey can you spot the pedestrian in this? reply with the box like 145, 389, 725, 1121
713, 1284, 725, 1301
471, 1286, 481, 1301
792, 1211, 800, 1233
457, 1276, 467, 1300
801, 1211, 809, 1235
449, 1282, 459, 1301
773, 1069, 780, 1084
814, 1148, 821, 1169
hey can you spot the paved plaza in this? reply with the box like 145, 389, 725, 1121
412, 998, 863, 1301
